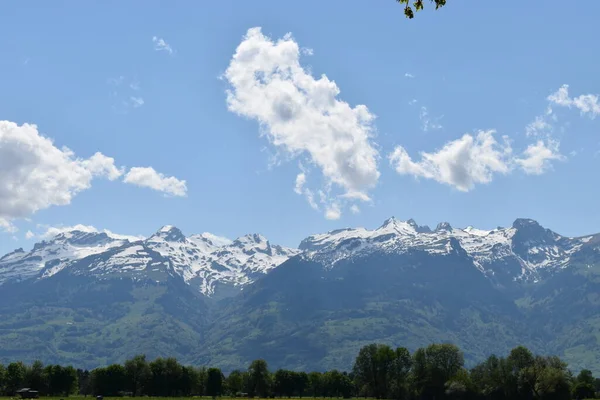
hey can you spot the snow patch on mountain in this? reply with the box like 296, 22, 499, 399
300, 217, 592, 281
0, 225, 298, 296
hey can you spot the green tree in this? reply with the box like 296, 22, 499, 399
412, 343, 464, 400
206, 367, 223, 398
45, 365, 78, 396
225, 370, 245, 396
25, 361, 47, 394
353, 343, 396, 398
307, 372, 323, 397
193, 367, 208, 396
6, 362, 27, 395
0, 364, 6, 396
124, 354, 151, 396
248, 359, 271, 397
91, 364, 126, 396
388, 347, 412, 400
396, 0, 447, 19
572, 369, 595, 400
293, 371, 309, 397
323, 370, 353, 398
274, 369, 294, 397
77, 369, 92, 396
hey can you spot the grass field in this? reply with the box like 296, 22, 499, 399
0, 398, 353, 400
0, 395, 356, 400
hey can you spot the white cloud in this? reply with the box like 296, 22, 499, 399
40, 224, 145, 242
25, 230, 35, 240
0, 121, 122, 231
350, 204, 360, 214
301, 47, 314, 56
293, 172, 319, 210
404, 73, 415, 79
108, 76, 144, 113
129, 97, 145, 108
389, 130, 512, 191
0, 218, 17, 233
294, 172, 306, 194
408, 99, 418, 105
224, 27, 380, 220
548, 84, 600, 118
325, 203, 341, 220
124, 167, 187, 197
525, 114, 553, 137
420, 106, 443, 132
515, 139, 565, 175
82, 152, 124, 180
152, 36, 174, 54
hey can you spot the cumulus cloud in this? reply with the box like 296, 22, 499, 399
405, 73, 415, 78
548, 84, 600, 118
81, 152, 124, 180
224, 27, 380, 219
389, 130, 512, 191
124, 167, 187, 197
0, 121, 123, 231
350, 204, 360, 214
389, 130, 565, 190
25, 230, 35, 240
152, 36, 174, 54
515, 139, 565, 175
0, 121, 187, 232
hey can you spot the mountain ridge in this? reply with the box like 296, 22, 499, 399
1, 217, 599, 373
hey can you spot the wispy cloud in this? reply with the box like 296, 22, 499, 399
108, 76, 144, 113
405, 72, 415, 79
152, 36, 174, 55
129, 97, 145, 108
548, 84, 600, 118
420, 106, 443, 132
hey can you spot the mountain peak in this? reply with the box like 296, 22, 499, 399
380, 216, 398, 228
512, 218, 541, 230
152, 225, 186, 242
435, 222, 453, 232
234, 233, 268, 247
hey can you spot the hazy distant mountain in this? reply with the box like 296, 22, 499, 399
0, 218, 598, 373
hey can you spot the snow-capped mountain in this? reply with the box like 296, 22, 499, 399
0, 225, 299, 296
0, 230, 132, 284
143, 226, 299, 295
299, 217, 598, 284
1, 218, 597, 296
1, 217, 599, 373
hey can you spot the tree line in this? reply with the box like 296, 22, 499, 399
0, 344, 599, 399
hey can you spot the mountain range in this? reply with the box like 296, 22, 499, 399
0, 218, 599, 374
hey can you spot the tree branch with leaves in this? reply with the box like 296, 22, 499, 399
396, 0, 447, 19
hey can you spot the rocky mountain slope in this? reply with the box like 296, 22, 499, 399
0, 218, 599, 373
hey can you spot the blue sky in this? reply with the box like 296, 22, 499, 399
1, 0, 600, 254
